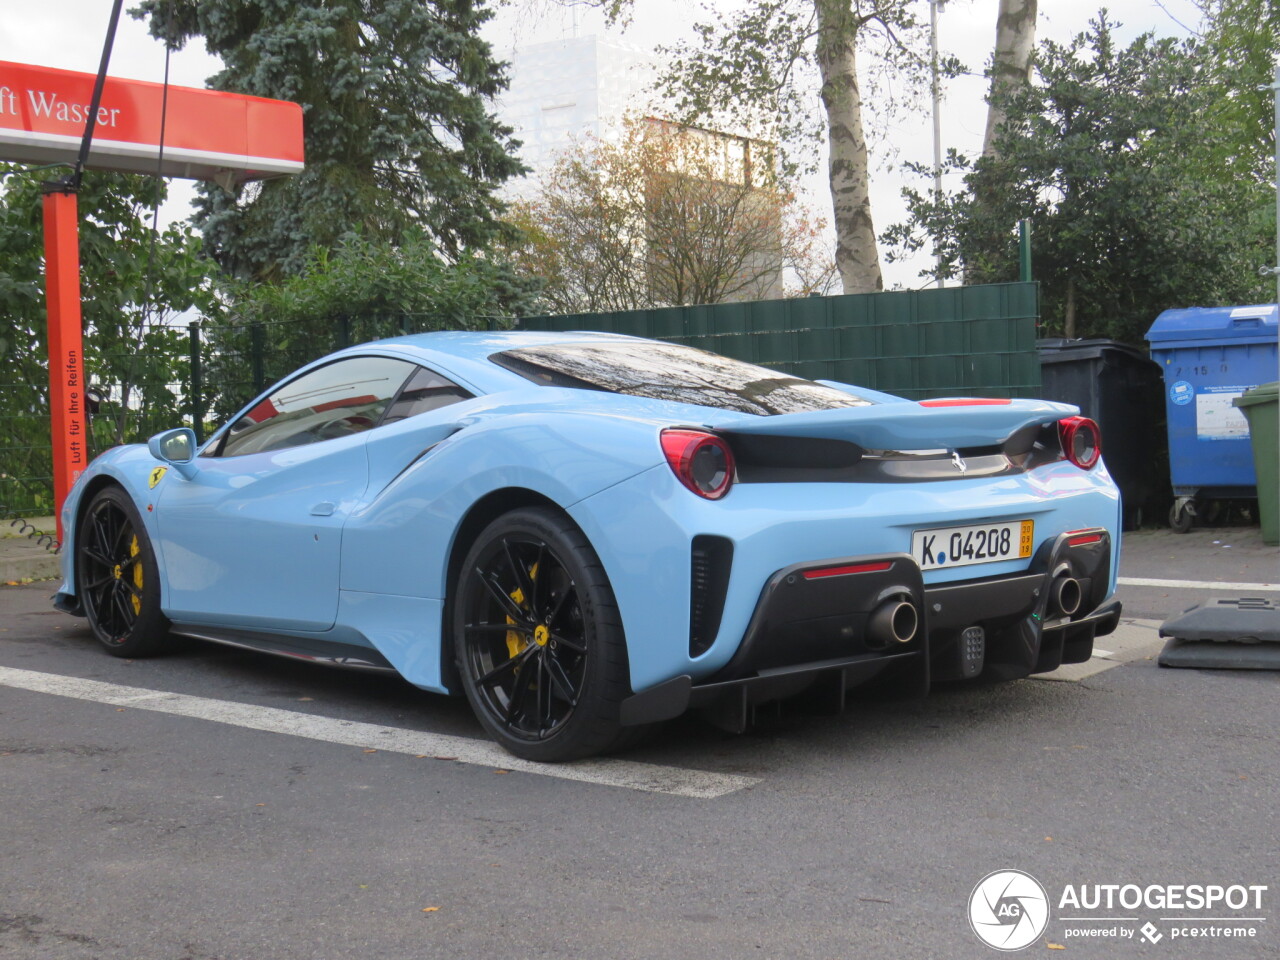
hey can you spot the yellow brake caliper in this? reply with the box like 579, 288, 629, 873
505, 562, 538, 658
129, 535, 143, 615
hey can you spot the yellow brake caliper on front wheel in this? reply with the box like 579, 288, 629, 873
504, 562, 538, 658
129, 535, 143, 615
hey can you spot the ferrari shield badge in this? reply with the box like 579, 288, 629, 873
148, 466, 168, 489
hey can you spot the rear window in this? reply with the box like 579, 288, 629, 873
491, 342, 871, 416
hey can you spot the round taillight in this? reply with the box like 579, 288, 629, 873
660, 429, 735, 499
1058, 416, 1101, 470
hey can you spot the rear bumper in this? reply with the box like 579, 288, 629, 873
620, 529, 1120, 727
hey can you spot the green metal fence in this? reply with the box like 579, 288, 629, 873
518, 282, 1042, 400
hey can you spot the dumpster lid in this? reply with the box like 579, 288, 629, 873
1146, 304, 1279, 344
1233, 380, 1280, 408
1037, 337, 1156, 366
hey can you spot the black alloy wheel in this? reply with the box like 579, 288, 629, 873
76, 487, 169, 657
454, 507, 632, 762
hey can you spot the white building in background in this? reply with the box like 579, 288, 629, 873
495, 35, 657, 196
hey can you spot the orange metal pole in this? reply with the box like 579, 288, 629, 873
42, 185, 88, 544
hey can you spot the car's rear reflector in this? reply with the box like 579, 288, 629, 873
1066, 531, 1104, 547
802, 561, 894, 580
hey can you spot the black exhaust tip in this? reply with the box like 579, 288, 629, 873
868, 598, 918, 646
1051, 576, 1082, 617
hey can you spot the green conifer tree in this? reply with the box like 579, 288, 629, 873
135, 0, 526, 280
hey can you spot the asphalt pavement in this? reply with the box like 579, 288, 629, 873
1, 520, 1277, 960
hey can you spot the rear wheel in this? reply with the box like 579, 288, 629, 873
454, 507, 632, 762
76, 487, 169, 657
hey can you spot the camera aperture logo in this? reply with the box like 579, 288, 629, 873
969, 869, 1050, 951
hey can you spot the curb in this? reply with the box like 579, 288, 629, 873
1, 551, 62, 583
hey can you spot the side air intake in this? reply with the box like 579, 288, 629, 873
690, 535, 733, 657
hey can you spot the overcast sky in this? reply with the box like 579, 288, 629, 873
0, 0, 1203, 289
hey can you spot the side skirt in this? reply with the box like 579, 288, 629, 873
169, 624, 398, 673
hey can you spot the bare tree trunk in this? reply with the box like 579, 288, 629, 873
982, 0, 1037, 158
815, 0, 883, 294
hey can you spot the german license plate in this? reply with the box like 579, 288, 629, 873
912, 520, 1034, 570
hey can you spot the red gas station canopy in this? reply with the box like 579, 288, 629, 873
0, 60, 304, 183
0, 59, 305, 542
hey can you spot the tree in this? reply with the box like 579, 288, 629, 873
0, 166, 215, 516
203, 229, 540, 418
660, 0, 937, 296
884, 14, 1272, 343
135, 0, 527, 281
1192, 0, 1279, 186
982, 0, 1038, 159
501, 119, 836, 314
561, 0, 935, 296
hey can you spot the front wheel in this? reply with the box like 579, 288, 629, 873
453, 507, 632, 762
76, 486, 170, 657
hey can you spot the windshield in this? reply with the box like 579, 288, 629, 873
491, 341, 872, 416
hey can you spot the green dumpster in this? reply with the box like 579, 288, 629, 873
1234, 382, 1279, 545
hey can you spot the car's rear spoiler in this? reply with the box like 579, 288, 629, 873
699, 398, 1079, 450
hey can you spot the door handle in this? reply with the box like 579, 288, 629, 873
310, 501, 336, 516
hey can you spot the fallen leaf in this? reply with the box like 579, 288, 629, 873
358, 885, 368, 889
494, 769, 509, 775
363, 749, 378, 754
434, 755, 457, 761
255, 803, 267, 807
1047, 943, 1066, 950
1044, 837, 1053, 842
422, 906, 440, 913
116, 708, 125, 712
297, 697, 314, 702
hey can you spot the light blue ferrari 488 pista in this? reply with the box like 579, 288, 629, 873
56, 331, 1122, 761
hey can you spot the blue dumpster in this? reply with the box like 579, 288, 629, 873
1146, 304, 1279, 531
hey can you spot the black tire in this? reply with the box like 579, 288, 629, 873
76, 486, 170, 657
453, 507, 632, 762
1169, 501, 1194, 534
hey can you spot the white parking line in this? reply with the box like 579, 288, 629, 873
1117, 576, 1279, 592
0, 666, 759, 800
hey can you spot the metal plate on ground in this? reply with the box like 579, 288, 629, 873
1159, 597, 1280, 644
1158, 638, 1280, 670
1158, 598, 1280, 670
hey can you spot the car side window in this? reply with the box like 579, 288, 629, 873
380, 365, 473, 423
217, 356, 417, 457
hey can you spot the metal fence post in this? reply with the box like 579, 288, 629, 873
250, 322, 265, 394
188, 321, 204, 444
1019, 220, 1032, 282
